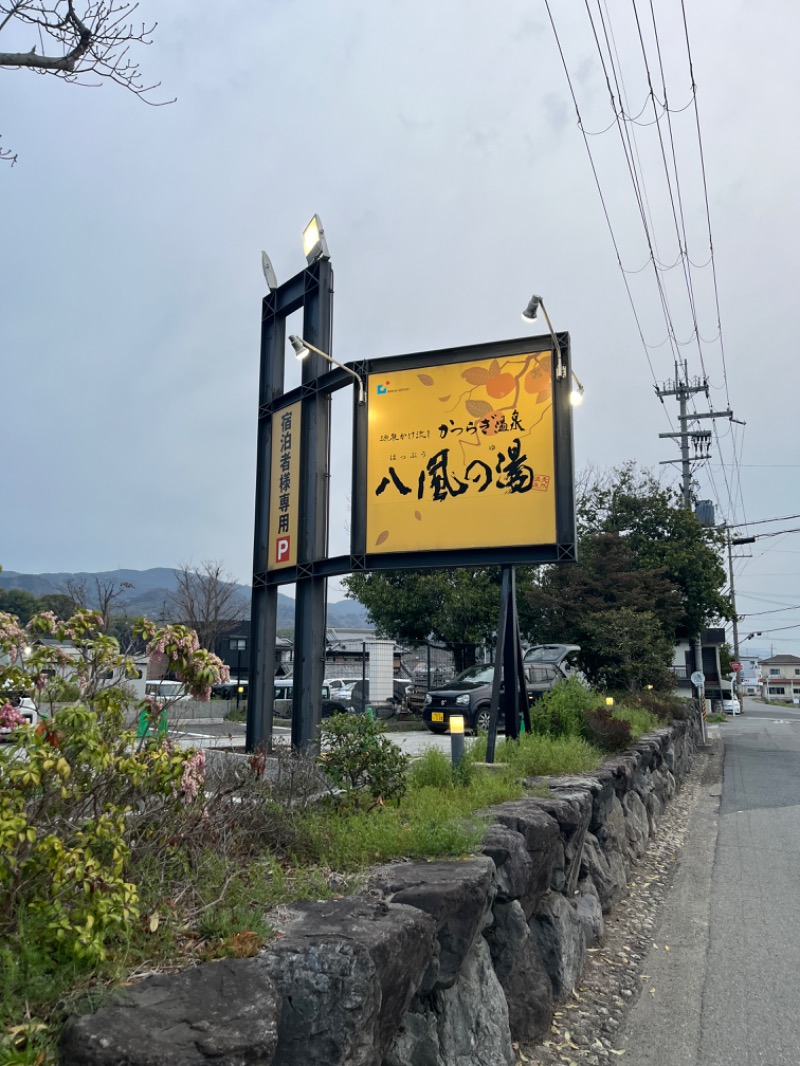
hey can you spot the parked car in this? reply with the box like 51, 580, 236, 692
722, 695, 741, 715
0, 695, 38, 743
422, 660, 569, 735
273, 679, 348, 719
211, 680, 248, 700
523, 644, 582, 674
324, 677, 363, 698
344, 678, 412, 714
144, 680, 190, 702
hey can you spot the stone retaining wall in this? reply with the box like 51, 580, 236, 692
60, 721, 696, 1066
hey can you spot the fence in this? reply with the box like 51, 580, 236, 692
400, 641, 486, 715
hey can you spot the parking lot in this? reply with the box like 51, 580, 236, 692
170, 717, 468, 757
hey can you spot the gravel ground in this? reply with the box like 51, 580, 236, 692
516, 740, 720, 1066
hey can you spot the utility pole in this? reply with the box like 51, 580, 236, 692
726, 531, 755, 698
727, 530, 741, 664
656, 361, 734, 742
656, 361, 732, 506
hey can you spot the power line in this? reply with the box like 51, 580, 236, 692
725, 512, 800, 530
544, 2, 744, 525
752, 526, 800, 540
542, 0, 670, 396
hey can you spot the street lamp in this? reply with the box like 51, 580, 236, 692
522, 294, 566, 379
289, 334, 366, 405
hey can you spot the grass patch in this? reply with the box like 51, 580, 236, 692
470, 731, 603, 776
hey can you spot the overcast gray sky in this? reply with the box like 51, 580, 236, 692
2, 0, 799, 655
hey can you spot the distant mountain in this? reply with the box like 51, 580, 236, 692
0, 568, 369, 628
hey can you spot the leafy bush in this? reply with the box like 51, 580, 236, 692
528, 677, 598, 738
319, 714, 409, 809
632, 689, 690, 722
582, 706, 633, 753
611, 704, 661, 737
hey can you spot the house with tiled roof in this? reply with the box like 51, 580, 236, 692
759, 655, 800, 702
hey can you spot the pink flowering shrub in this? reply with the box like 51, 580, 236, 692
0, 607, 225, 965
135, 620, 230, 702
0, 703, 26, 730
180, 749, 207, 801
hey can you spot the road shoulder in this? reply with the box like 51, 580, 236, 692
523, 737, 723, 1065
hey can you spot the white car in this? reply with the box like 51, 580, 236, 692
324, 677, 362, 697
722, 696, 741, 715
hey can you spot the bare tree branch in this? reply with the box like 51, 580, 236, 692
1, 0, 173, 162
172, 561, 247, 652
61, 575, 134, 629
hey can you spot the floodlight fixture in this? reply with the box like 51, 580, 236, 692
261, 250, 278, 292
288, 334, 365, 404
569, 371, 585, 406
522, 293, 566, 379
302, 214, 330, 264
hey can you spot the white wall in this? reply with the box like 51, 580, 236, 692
368, 640, 394, 702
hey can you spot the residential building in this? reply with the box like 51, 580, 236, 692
759, 655, 800, 702
211, 622, 294, 681
671, 628, 727, 704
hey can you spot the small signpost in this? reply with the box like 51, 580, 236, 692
690, 670, 707, 742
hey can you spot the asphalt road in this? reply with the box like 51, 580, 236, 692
619, 697, 800, 1065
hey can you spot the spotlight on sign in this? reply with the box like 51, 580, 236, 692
302, 214, 330, 264
521, 293, 565, 379
288, 335, 365, 404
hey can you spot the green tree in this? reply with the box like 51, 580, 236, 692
0, 588, 39, 624
36, 592, 77, 620
522, 464, 731, 692
342, 568, 513, 671
578, 463, 731, 637
581, 608, 675, 692
521, 532, 680, 691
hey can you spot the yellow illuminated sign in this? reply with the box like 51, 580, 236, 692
267, 401, 302, 570
366, 352, 556, 554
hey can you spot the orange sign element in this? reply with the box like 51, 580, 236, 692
366, 352, 556, 554
267, 401, 302, 570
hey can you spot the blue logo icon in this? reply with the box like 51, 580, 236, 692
377, 383, 388, 395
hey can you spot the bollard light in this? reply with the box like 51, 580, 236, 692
605, 697, 615, 707
450, 714, 465, 770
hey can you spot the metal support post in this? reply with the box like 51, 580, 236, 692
292, 260, 333, 750
486, 566, 529, 763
